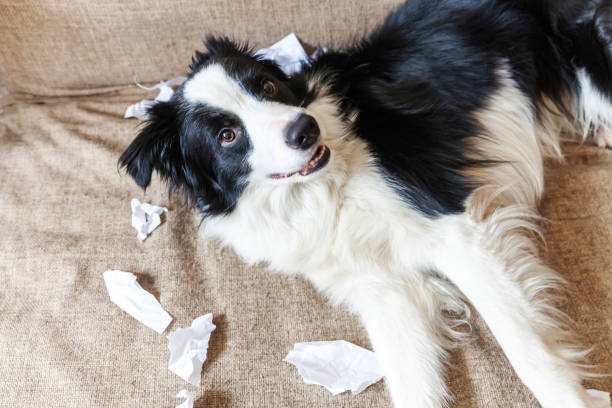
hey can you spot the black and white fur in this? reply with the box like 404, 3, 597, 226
120, 0, 612, 406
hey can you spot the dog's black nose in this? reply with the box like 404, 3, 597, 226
285, 114, 320, 150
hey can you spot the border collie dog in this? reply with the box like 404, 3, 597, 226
120, 0, 612, 406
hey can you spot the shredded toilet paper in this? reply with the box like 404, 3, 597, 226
131, 198, 167, 242
125, 33, 325, 120
587, 389, 611, 408
175, 389, 195, 408
103, 270, 173, 334
125, 76, 186, 120
284, 340, 384, 395
254, 32, 312, 76
167, 313, 216, 386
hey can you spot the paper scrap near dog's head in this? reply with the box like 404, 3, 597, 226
131, 198, 167, 242
284, 340, 383, 395
254, 32, 324, 76
124, 77, 186, 120
103, 270, 173, 334
167, 313, 217, 386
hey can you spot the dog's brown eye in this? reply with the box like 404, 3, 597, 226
262, 80, 277, 96
220, 128, 236, 145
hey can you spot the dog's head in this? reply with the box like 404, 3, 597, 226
119, 37, 334, 215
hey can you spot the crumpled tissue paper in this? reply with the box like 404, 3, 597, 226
103, 270, 173, 334
587, 389, 611, 408
125, 33, 325, 119
125, 76, 186, 120
254, 32, 313, 76
167, 313, 216, 386
284, 340, 384, 395
175, 389, 195, 408
131, 198, 167, 242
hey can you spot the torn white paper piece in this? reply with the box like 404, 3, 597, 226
255, 33, 311, 76
284, 340, 383, 395
175, 389, 195, 408
167, 313, 216, 386
103, 270, 173, 334
131, 198, 167, 242
587, 389, 611, 408
125, 76, 186, 120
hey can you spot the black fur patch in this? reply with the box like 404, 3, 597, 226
303, 0, 611, 216
119, 93, 253, 215
190, 36, 310, 107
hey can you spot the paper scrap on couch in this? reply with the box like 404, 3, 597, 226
131, 198, 168, 242
284, 340, 383, 395
103, 269, 173, 334
167, 313, 217, 386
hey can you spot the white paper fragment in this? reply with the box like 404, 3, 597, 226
103, 270, 173, 334
131, 198, 168, 242
587, 389, 611, 408
255, 33, 311, 76
167, 313, 216, 386
284, 340, 383, 395
175, 389, 195, 408
125, 76, 186, 120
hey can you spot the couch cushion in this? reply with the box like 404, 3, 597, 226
0, 0, 402, 96
0, 89, 610, 407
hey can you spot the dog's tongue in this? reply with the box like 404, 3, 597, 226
299, 145, 330, 176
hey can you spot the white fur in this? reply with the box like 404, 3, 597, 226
197, 65, 601, 407
574, 68, 612, 148
184, 64, 328, 183
468, 65, 547, 209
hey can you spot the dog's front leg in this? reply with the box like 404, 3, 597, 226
349, 278, 452, 408
435, 212, 593, 408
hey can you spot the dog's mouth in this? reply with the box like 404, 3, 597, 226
269, 145, 331, 180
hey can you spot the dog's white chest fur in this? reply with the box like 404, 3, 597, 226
201, 134, 432, 290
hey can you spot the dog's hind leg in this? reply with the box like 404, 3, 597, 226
433, 207, 593, 408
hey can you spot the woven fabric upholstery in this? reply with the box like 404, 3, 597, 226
0, 0, 401, 96
0, 89, 610, 407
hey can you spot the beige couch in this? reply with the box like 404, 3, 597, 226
0, 1, 610, 407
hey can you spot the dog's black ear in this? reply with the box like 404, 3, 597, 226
119, 101, 182, 189
190, 36, 252, 71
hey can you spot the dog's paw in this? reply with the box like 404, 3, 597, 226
595, 128, 612, 150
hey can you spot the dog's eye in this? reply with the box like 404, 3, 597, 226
219, 128, 236, 145
262, 80, 277, 96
